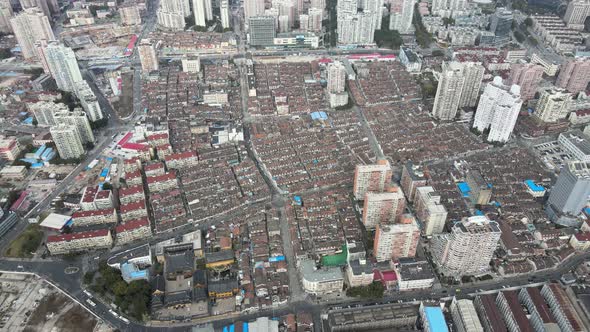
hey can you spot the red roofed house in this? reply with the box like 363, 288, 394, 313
120, 199, 148, 222
46, 229, 113, 255
156, 144, 173, 160
147, 133, 169, 147
118, 184, 146, 205
124, 157, 142, 173
164, 152, 197, 170
116, 217, 152, 245
146, 171, 178, 193
125, 169, 143, 186
94, 190, 114, 210
570, 233, 590, 250
80, 186, 99, 211
144, 161, 166, 177
72, 208, 117, 226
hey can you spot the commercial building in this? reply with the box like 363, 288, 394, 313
389, 0, 414, 34
472, 76, 523, 143
47, 229, 113, 255
419, 302, 448, 332
345, 259, 374, 287
509, 63, 544, 101
474, 294, 509, 332
353, 160, 392, 200
496, 291, 534, 332
43, 42, 83, 93
399, 47, 422, 73
547, 160, 590, 217
557, 130, 590, 162
450, 298, 484, 332
0, 136, 22, 161
373, 215, 420, 261
10, 8, 54, 59
138, 39, 159, 73
564, 0, 590, 30
327, 303, 419, 332
414, 186, 447, 236
50, 124, 85, 160
431, 216, 501, 277
518, 287, 560, 332
119, 5, 141, 25
362, 188, 406, 229
535, 88, 573, 123
432, 61, 465, 121
556, 58, 590, 94
54, 110, 94, 144
396, 260, 436, 291
490, 8, 513, 43
541, 284, 583, 332
249, 16, 276, 46
154, 229, 202, 262
300, 259, 343, 295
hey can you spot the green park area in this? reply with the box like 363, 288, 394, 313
5, 224, 43, 258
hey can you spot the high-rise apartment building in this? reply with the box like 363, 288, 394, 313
20, 0, 51, 19
50, 124, 85, 160
362, 188, 406, 229
28, 101, 68, 127
220, 0, 230, 29
547, 160, 590, 217
157, 0, 188, 30
373, 215, 420, 262
204, 0, 213, 21
361, 0, 383, 30
414, 186, 447, 236
249, 16, 276, 46
556, 58, 590, 95
75, 80, 103, 122
490, 8, 513, 42
509, 63, 544, 101
10, 8, 55, 59
310, 0, 325, 9
299, 14, 308, 31
353, 160, 392, 199
193, 0, 206, 27
450, 298, 484, 332
138, 39, 159, 72
458, 62, 485, 108
431, 216, 501, 277
43, 42, 83, 93
432, 61, 465, 120
472, 76, 523, 143
244, 0, 265, 21
54, 110, 94, 144
119, 5, 142, 25
308, 8, 323, 32
327, 61, 346, 93
389, 0, 414, 34
400, 161, 428, 203
337, 0, 379, 45
0, 0, 13, 34
534, 88, 572, 123
564, 0, 590, 30
431, 0, 467, 15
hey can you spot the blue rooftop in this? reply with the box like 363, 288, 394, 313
424, 306, 448, 332
457, 182, 471, 197
311, 111, 328, 120
524, 180, 545, 192
584, 207, 590, 215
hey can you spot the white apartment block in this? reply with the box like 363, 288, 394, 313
72, 208, 117, 226
535, 88, 573, 123
450, 298, 484, 332
0, 0, 13, 34
10, 8, 54, 59
193, 0, 206, 27
29, 101, 69, 127
353, 160, 392, 199
75, 80, 104, 122
300, 260, 343, 295
119, 5, 141, 25
115, 218, 153, 245
472, 76, 523, 143
157, 10, 185, 30
327, 61, 346, 93
47, 229, 113, 255
389, 0, 414, 34
431, 216, 501, 277
432, 61, 465, 121
138, 39, 159, 72
414, 186, 448, 236
44, 42, 83, 93
457, 62, 484, 108
50, 124, 85, 160
54, 110, 94, 144
220, 0, 230, 29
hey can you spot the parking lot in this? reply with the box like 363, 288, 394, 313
533, 140, 572, 171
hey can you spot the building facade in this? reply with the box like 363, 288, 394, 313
353, 160, 392, 199
535, 88, 573, 123
50, 124, 85, 160
432, 61, 465, 120
373, 216, 420, 262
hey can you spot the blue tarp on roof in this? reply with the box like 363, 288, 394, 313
294, 196, 302, 205
584, 207, 590, 215
475, 210, 484, 216
269, 256, 285, 262
424, 307, 448, 332
311, 111, 328, 120
22, 117, 33, 124
243, 322, 249, 332
31, 162, 44, 168
457, 182, 471, 197
524, 180, 545, 192
34, 145, 46, 159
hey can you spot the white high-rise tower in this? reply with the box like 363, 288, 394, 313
44, 42, 83, 93
432, 61, 465, 121
10, 8, 55, 59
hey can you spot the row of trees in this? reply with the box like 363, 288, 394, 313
346, 281, 385, 299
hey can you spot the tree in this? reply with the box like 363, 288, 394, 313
90, 118, 108, 129
442, 17, 455, 27
412, 3, 432, 48
83, 271, 95, 284
113, 280, 128, 297
24, 68, 44, 80
101, 182, 113, 190
0, 48, 12, 59
524, 17, 533, 27
431, 49, 444, 57
346, 281, 385, 298
513, 30, 526, 43
85, 142, 95, 150
374, 29, 403, 49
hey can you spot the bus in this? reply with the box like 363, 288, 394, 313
86, 299, 96, 307
120, 317, 130, 324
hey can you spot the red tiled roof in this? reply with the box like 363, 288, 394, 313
120, 200, 146, 214
164, 151, 197, 162
73, 209, 114, 218
47, 229, 110, 243
119, 184, 144, 197
574, 232, 590, 242
95, 190, 111, 200
147, 133, 169, 140
116, 217, 150, 233
144, 162, 164, 171
146, 171, 177, 184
